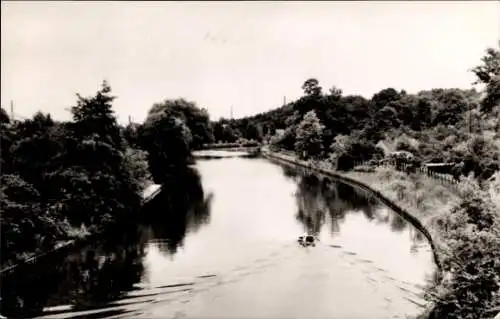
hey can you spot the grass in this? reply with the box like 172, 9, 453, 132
344, 166, 459, 236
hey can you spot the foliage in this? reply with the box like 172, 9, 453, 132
123, 148, 150, 191
0, 174, 62, 264
213, 121, 238, 143
269, 127, 297, 152
122, 122, 141, 148
294, 110, 324, 160
244, 122, 263, 141
449, 135, 500, 182
146, 99, 213, 149
140, 109, 193, 183
425, 176, 500, 319
71, 81, 124, 151
330, 134, 384, 171
394, 133, 419, 154
0, 81, 147, 268
138, 98, 214, 183
302, 78, 323, 97
472, 41, 500, 114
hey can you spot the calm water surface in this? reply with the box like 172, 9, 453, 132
1, 154, 436, 319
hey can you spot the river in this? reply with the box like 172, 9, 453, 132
0, 153, 436, 319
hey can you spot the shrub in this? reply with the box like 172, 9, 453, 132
425, 176, 500, 319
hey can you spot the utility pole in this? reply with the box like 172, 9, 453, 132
283, 96, 286, 106
128, 115, 132, 125
230, 105, 233, 119
10, 100, 14, 119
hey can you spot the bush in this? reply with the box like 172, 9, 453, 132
425, 176, 500, 319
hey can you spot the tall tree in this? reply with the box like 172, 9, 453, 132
295, 110, 324, 160
71, 81, 124, 151
52, 81, 142, 227
140, 103, 193, 183
244, 122, 263, 141
9, 112, 64, 198
148, 99, 213, 149
302, 78, 322, 97
472, 42, 500, 114
371, 88, 402, 110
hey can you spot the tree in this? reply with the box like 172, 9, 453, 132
295, 110, 324, 160
140, 106, 193, 183
147, 99, 213, 149
123, 148, 150, 191
122, 123, 141, 148
244, 121, 263, 141
222, 123, 239, 143
374, 105, 401, 131
0, 107, 10, 124
212, 121, 224, 143
426, 177, 500, 319
71, 80, 124, 151
54, 81, 142, 228
0, 174, 59, 264
9, 112, 63, 194
411, 97, 433, 131
1, 107, 15, 174
449, 135, 500, 182
371, 88, 402, 110
302, 78, 322, 97
429, 89, 473, 126
328, 86, 342, 100
472, 42, 500, 113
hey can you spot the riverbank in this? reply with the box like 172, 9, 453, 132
0, 183, 162, 276
341, 169, 460, 248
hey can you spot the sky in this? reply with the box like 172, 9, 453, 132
1, 1, 499, 125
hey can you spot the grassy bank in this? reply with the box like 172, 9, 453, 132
343, 167, 460, 249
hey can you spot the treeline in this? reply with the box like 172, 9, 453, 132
0, 83, 214, 269
215, 43, 500, 183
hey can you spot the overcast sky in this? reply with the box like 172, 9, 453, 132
1, 1, 499, 124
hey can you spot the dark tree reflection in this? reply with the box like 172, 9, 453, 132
142, 166, 212, 255
293, 171, 387, 236
0, 167, 212, 318
390, 214, 408, 232
281, 165, 299, 181
0, 229, 146, 319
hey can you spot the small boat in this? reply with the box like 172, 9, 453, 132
298, 233, 316, 246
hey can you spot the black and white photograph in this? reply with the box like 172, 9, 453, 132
1, 1, 499, 319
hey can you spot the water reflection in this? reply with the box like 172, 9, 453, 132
293, 171, 402, 238
0, 230, 146, 319
0, 167, 212, 318
142, 166, 213, 255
